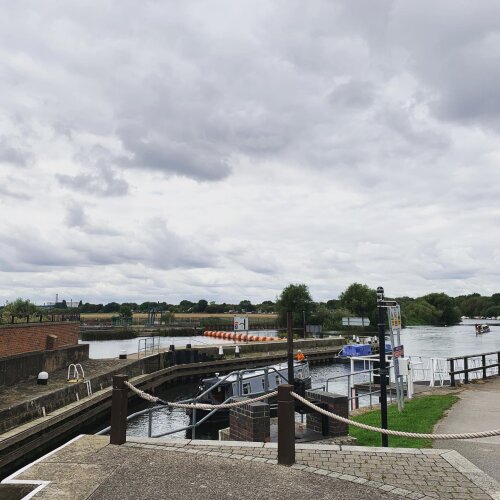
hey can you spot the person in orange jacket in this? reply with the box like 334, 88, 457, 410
295, 349, 305, 362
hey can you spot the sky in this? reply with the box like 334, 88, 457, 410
2, 0, 500, 305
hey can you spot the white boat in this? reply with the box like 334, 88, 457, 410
475, 324, 490, 334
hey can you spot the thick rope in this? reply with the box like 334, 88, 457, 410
124, 380, 278, 409
124, 381, 500, 439
291, 391, 500, 440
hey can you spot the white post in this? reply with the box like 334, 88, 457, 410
407, 366, 414, 399
430, 358, 435, 387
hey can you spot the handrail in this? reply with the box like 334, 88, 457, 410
96, 365, 291, 437
447, 351, 500, 361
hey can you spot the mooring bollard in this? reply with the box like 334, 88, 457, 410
278, 384, 295, 466
110, 374, 129, 445
235, 345, 240, 358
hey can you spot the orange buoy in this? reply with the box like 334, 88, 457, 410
236, 333, 243, 341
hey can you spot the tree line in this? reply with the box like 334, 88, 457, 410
2, 285, 498, 328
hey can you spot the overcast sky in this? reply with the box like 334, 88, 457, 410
2, 1, 500, 305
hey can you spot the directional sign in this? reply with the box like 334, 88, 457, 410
342, 317, 370, 326
233, 317, 248, 331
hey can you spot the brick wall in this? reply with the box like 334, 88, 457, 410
229, 398, 270, 442
305, 389, 348, 437
0, 322, 80, 358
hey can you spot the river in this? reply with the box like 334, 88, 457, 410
82, 320, 500, 439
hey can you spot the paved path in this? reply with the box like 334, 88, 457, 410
434, 376, 500, 482
3, 435, 500, 499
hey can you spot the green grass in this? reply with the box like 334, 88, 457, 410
350, 394, 459, 448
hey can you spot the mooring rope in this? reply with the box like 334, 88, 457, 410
123, 381, 500, 439
291, 391, 500, 440
124, 381, 278, 409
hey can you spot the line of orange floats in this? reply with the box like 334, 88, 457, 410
203, 331, 281, 342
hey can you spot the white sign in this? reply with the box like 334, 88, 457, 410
342, 317, 370, 326
233, 317, 248, 331
388, 305, 402, 331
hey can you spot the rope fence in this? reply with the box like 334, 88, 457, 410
124, 380, 277, 410
291, 391, 500, 440
123, 380, 500, 440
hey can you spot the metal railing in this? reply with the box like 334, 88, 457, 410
97, 365, 291, 439
448, 351, 500, 386
325, 365, 398, 411
137, 337, 161, 358
2, 313, 80, 324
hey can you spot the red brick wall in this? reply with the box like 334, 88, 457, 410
0, 322, 80, 358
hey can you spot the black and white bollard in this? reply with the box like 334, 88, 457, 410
119, 350, 127, 360
235, 345, 240, 358
37, 371, 49, 385
219, 346, 224, 359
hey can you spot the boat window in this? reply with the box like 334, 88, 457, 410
242, 383, 251, 395
261, 378, 266, 390
296, 368, 303, 379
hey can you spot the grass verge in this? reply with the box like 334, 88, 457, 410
349, 394, 459, 448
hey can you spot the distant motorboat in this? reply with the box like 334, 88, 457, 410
475, 324, 490, 335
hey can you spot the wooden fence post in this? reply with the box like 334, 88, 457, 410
278, 384, 295, 466
110, 374, 129, 445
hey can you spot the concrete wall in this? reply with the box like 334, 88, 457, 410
0, 344, 89, 387
0, 354, 151, 433
0, 322, 80, 358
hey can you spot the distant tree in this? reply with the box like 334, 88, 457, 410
402, 299, 440, 326
257, 300, 275, 313
103, 302, 121, 313
2, 298, 38, 319
119, 305, 133, 318
121, 302, 139, 311
193, 299, 208, 313
421, 293, 461, 325
484, 305, 500, 318
325, 299, 339, 310
178, 300, 195, 312
239, 300, 255, 312
339, 283, 377, 322
276, 284, 314, 327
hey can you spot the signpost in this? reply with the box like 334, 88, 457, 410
376, 287, 389, 447
233, 317, 249, 331
387, 304, 404, 411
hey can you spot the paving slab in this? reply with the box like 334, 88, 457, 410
3, 434, 500, 499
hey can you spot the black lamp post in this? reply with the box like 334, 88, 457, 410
377, 286, 389, 447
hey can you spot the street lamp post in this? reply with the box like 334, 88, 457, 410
377, 286, 389, 447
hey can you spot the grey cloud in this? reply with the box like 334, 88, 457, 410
0, 137, 31, 167
119, 130, 231, 181
143, 219, 217, 270
0, 185, 31, 200
329, 81, 376, 110
65, 203, 86, 227
388, 2, 500, 129
56, 165, 128, 197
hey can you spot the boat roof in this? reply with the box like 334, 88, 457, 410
203, 361, 307, 385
